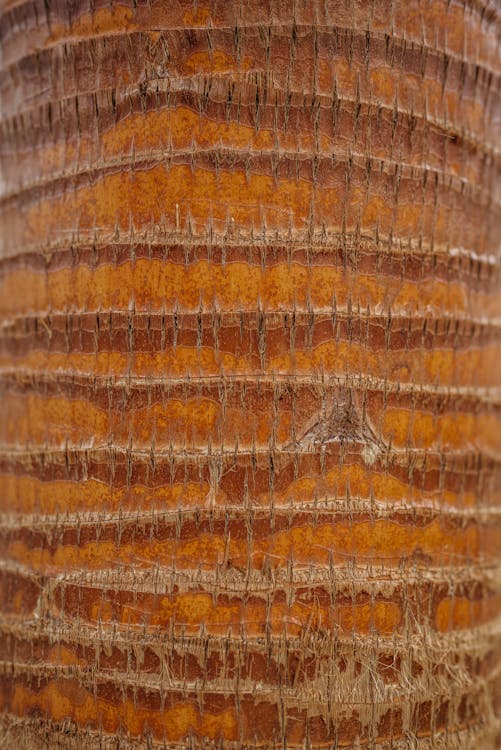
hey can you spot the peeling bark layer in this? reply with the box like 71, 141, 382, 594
0, 1, 500, 748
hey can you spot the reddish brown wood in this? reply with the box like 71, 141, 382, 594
0, 1, 500, 747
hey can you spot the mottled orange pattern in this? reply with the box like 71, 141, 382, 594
0, 1, 500, 748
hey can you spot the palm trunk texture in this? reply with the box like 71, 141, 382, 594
0, 0, 500, 748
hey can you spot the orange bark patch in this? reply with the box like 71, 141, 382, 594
1, 161, 480, 253
1, 258, 499, 319
0, 459, 485, 519
2, 339, 501, 387
435, 595, 501, 632
46, 6, 138, 44
0, 476, 214, 515
380, 408, 501, 452
70, 589, 403, 637
7, 680, 238, 741
1, 392, 294, 449
5, 518, 496, 575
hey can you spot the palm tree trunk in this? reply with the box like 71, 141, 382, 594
0, 1, 500, 747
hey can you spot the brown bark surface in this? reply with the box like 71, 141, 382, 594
0, 1, 500, 747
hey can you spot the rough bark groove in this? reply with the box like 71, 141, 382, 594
0, 1, 500, 748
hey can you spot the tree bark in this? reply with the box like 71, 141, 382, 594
0, 1, 500, 747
